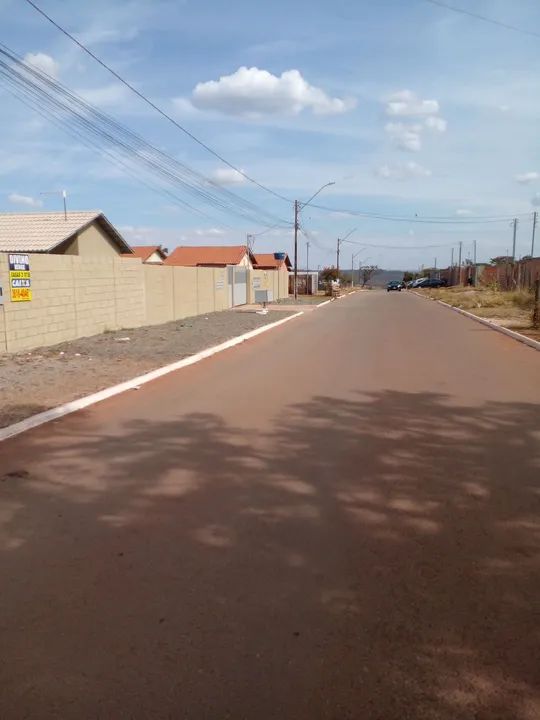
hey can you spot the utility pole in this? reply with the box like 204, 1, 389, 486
473, 239, 477, 286
294, 200, 299, 300
451, 247, 454, 286
351, 252, 354, 287
512, 217, 518, 261
458, 241, 463, 285
336, 237, 341, 278
305, 241, 310, 295
532, 211, 537, 258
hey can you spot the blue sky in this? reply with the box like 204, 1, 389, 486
1, 0, 540, 269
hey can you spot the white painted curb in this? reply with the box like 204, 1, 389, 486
412, 291, 540, 352
0, 311, 304, 443
315, 299, 333, 308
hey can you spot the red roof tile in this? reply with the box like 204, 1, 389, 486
122, 245, 166, 262
165, 245, 253, 267
254, 253, 292, 269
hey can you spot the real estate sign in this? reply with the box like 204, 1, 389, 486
8, 254, 32, 302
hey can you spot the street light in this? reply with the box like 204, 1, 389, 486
294, 182, 335, 300
336, 227, 357, 280
351, 248, 365, 287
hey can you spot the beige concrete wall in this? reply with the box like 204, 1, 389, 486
0, 307, 7, 353
144, 264, 174, 326
248, 268, 289, 302
0, 252, 285, 353
173, 267, 199, 320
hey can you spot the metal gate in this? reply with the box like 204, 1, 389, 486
228, 266, 247, 306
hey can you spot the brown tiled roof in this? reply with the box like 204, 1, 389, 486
0, 211, 131, 253
165, 245, 253, 267
254, 253, 292, 269
122, 245, 166, 262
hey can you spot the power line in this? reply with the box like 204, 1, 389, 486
422, 0, 540, 40
309, 202, 526, 224
23, 0, 292, 203
0, 44, 292, 229
341, 238, 459, 250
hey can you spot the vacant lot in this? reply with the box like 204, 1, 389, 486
0, 309, 293, 428
421, 286, 539, 342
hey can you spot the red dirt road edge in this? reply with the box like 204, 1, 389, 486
0, 311, 304, 443
412, 291, 540, 352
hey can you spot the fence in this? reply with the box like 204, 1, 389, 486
438, 258, 540, 290
0, 254, 288, 353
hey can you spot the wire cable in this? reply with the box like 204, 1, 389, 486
23, 0, 292, 203
0, 44, 292, 229
422, 0, 540, 40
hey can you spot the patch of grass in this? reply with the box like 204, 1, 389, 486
424, 286, 534, 312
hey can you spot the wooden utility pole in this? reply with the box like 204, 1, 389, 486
305, 241, 310, 294
294, 200, 299, 300
532, 211, 537, 258
512, 218, 518, 260
533, 276, 540, 328
473, 239, 477, 286
458, 241, 463, 285
336, 237, 341, 278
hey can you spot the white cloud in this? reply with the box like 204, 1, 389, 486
376, 162, 432, 180
210, 167, 246, 185
425, 116, 447, 133
385, 122, 422, 152
499, 105, 510, 112
531, 193, 540, 207
191, 66, 355, 118
77, 83, 129, 107
23, 52, 59, 79
456, 208, 473, 216
515, 171, 539, 185
385, 90, 439, 117
8, 192, 43, 208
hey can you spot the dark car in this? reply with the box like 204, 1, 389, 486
387, 280, 402, 292
418, 277, 447, 289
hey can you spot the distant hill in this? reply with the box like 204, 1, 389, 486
344, 269, 405, 287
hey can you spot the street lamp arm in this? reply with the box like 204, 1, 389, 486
299, 181, 335, 210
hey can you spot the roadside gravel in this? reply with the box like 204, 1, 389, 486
0, 309, 293, 428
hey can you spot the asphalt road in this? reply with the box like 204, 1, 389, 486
1, 291, 539, 720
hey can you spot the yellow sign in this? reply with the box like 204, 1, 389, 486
11, 287, 32, 302
8, 253, 32, 302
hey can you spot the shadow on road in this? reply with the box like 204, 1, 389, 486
0, 390, 539, 719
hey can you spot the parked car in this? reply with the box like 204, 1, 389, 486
411, 277, 429, 288
387, 280, 402, 292
416, 277, 447, 289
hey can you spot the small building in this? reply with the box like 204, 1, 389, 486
289, 270, 319, 295
0, 211, 132, 256
165, 245, 256, 268
165, 245, 257, 306
254, 253, 292, 272
123, 245, 167, 264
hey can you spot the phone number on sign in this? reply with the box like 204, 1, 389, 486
11, 288, 32, 302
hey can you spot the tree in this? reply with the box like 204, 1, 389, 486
361, 265, 378, 287
319, 266, 339, 283
490, 255, 513, 265
403, 271, 414, 283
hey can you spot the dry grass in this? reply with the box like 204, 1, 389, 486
421, 286, 539, 340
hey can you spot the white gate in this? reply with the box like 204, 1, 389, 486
228, 266, 247, 306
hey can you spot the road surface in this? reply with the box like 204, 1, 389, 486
1, 291, 539, 720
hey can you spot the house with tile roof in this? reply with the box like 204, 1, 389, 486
253, 253, 292, 271
0, 211, 132, 256
165, 245, 256, 268
122, 245, 167, 263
